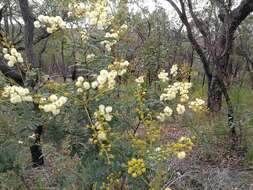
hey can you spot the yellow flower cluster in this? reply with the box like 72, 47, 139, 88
157, 106, 173, 122
108, 59, 129, 76
75, 76, 90, 93
2, 47, 23, 67
88, 122, 112, 158
170, 64, 178, 77
157, 78, 193, 121
176, 104, 185, 115
132, 137, 147, 155
158, 69, 169, 82
135, 76, 145, 86
101, 24, 128, 51
2, 86, 33, 104
88, 0, 108, 25
180, 64, 192, 80
39, 94, 68, 115
157, 68, 206, 121
132, 83, 162, 156
68, 0, 109, 26
75, 60, 128, 94
160, 81, 192, 102
75, 70, 118, 93
189, 98, 206, 112
88, 122, 111, 142
169, 136, 194, 159
157, 104, 186, 122
34, 15, 65, 33
95, 69, 118, 90
145, 125, 161, 143
67, 2, 86, 17
100, 173, 121, 190
147, 145, 170, 161
88, 105, 113, 159
94, 104, 113, 122
127, 158, 146, 178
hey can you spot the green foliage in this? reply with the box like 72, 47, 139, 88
1, 0, 253, 189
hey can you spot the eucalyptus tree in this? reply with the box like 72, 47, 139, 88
165, 0, 253, 135
237, 16, 253, 89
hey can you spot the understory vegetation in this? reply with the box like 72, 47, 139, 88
1, 0, 253, 189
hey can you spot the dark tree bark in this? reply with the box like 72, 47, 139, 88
18, 0, 37, 67
0, 59, 24, 85
166, 0, 253, 135
30, 125, 44, 167
38, 38, 49, 69
208, 0, 253, 111
188, 49, 194, 82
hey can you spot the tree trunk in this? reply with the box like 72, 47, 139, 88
30, 125, 44, 167
18, 0, 37, 67
207, 77, 223, 112
0, 59, 24, 84
166, 0, 253, 138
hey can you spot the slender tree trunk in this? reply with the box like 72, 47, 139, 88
188, 49, 194, 82
207, 77, 223, 112
30, 125, 44, 167
208, 22, 236, 135
18, 0, 37, 67
38, 38, 49, 69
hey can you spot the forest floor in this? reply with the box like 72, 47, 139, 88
163, 125, 253, 190
20, 124, 253, 190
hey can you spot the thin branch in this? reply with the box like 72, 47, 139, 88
166, 0, 212, 79
187, 0, 209, 40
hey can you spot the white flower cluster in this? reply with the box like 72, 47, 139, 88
158, 70, 169, 82
87, 53, 95, 60
67, 2, 86, 17
94, 122, 107, 141
157, 81, 191, 121
178, 82, 192, 103
157, 106, 173, 122
189, 98, 206, 112
34, 15, 65, 33
101, 24, 128, 51
75, 76, 91, 93
135, 76, 145, 86
157, 104, 186, 121
160, 82, 192, 102
95, 70, 118, 89
75, 59, 129, 93
39, 94, 68, 115
119, 24, 128, 32
2, 48, 23, 67
176, 151, 186, 159
170, 64, 178, 77
94, 104, 113, 122
75, 69, 120, 93
101, 32, 118, 51
176, 104, 185, 114
88, 105, 113, 145
2, 86, 33, 104
68, 0, 108, 26
109, 59, 129, 76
